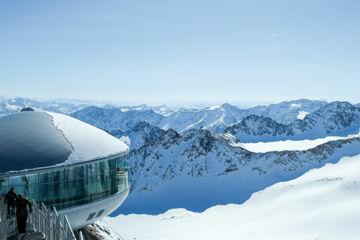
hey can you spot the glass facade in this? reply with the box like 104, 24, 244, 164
0, 156, 130, 211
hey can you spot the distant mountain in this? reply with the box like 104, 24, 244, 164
294, 101, 360, 134
114, 127, 360, 214
0, 97, 87, 116
225, 114, 294, 140
157, 100, 326, 133
225, 101, 360, 142
1, 97, 331, 138
159, 103, 250, 133
259, 99, 327, 123
69, 99, 326, 133
71, 106, 165, 131
114, 104, 175, 117
110, 121, 165, 149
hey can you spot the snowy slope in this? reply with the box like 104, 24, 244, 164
114, 127, 360, 214
297, 110, 309, 120
105, 154, 360, 240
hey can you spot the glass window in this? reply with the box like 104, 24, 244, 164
0, 156, 130, 211
39, 182, 53, 204
0, 177, 8, 194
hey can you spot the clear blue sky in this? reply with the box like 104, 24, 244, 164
1, 0, 359, 105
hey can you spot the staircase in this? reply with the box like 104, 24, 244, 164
2, 213, 45, 240
0, 196, 77, 240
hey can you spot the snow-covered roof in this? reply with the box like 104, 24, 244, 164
0, 111, 129, 174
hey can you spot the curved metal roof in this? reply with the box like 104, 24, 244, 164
0, 111, 129, 174
0, 111, 73, 173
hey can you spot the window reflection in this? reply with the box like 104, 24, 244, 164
0, 157, 130, 211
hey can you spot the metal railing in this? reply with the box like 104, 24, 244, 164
0, 196, 77, 240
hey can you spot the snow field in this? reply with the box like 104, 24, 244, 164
241, 133, 360, 153
106, 154, 360, 240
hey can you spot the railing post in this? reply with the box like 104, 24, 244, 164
79, 231, 84, 240
47, 210, 51, 240
53, 208, 61, 240
0, 198, 77, 240
35, 202, 40, 231
64, 215, 76, 240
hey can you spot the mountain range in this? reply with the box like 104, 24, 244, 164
1, 96, 360, 219
101, 101, 360, 148
0, 96, 89, 116
4, 97, 358, 142
225, 101, 360, 142
71, 99, 329, 133
113, 126, 360, 214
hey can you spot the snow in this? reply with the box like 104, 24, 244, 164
290, 103, 301, 108
118, 136, 131, 147
181, 116, 207, 132
242, 133, 360, 152
47, 112, 129, 165
105, 154, 360, 240
207, 105, 221, 110
297, 110, 309, 120
5, 103, 21, 111
120, 108, 129, 112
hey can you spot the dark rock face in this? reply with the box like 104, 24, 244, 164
225, 114, 294, 137
77, 225, 105, 240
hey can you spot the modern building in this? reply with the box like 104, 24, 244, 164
0, 110, 130, 230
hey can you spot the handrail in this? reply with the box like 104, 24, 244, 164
0, 195, 76, 240
30, 199, 77, 240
